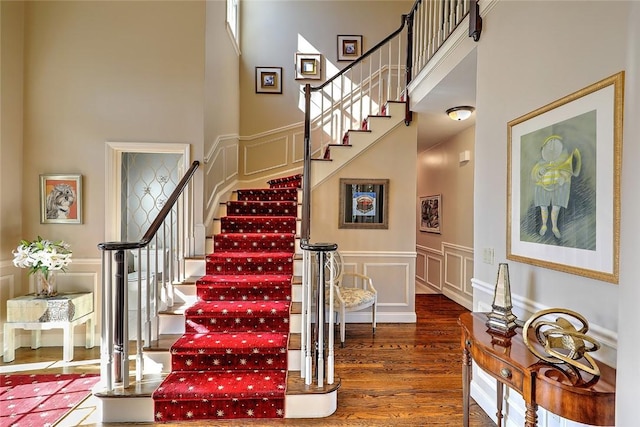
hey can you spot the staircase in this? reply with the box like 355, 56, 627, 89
97, 175, 339, 422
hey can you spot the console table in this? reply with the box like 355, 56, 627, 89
458, 312, 615, 427
4, 292, 95, 362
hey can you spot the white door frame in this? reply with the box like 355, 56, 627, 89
105, 142, 191, 243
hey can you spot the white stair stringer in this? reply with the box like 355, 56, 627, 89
311, 101, 406, 188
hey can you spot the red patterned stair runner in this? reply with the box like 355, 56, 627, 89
152, 179, 300, 421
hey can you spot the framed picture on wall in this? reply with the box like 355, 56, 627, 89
40, 174, 83, 224
507, 71, 624, 283
339, 178, 388, 229
337, 35, 362, 61
255, 67, 283, 94
420, 194, 441, 233
295, 53, 322, 80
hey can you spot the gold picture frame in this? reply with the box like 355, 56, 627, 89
337, 35, 362, 62
255, 66, 282, 94
339, 178, 388, 229
507, 71, 624, 283
295, 53, 322, 80
40, 174, 83, 224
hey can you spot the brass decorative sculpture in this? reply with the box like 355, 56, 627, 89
522, 308, 601, 376
486, 263, 518, 336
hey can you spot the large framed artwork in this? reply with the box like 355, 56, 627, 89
40, 174, 83, 224
507, 71, 624, 283
420, 194, 441, 233
339, 178, 389, 229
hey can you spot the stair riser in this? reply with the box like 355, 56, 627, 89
160, 313, 301, 335
185, 258, 206, 278
226, 201, 297, 217
206, 261, 294, 276
170, 353, 288, 371
236, 189, 298, 202
184, 317, 289, 334
153, 397, 285, 421
197, 286, 291, 302
220, 217, 297, 234
214, 235, 296, 252
143, 349, 301, 375
97, 385, 333, 423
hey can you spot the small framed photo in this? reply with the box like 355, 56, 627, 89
255, 66, 283, 94
40, 174, 82, 224
295, 53, 322, 80
337, 35, 362, 61
420, 194, 442, 233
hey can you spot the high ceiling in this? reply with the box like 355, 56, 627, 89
411, 49, 478, 153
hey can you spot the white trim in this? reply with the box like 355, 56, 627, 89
337, 251, 416, 258
204, 134, 238, 164
416, 243, 444, 256
239, 122, 303, 141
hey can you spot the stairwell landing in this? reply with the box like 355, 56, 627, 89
152, 176, 301, 422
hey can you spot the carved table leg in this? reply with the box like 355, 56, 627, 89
525, 401, 538, 427
462, 342, 471, 427
496, 379, 504, 427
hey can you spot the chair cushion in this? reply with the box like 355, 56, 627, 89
333, 288, 375, 308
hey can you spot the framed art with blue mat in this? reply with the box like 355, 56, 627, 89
339, 178, 388, 229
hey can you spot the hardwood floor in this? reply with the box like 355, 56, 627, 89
1, 294, 495, 426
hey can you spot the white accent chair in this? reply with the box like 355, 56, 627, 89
326, 253, 377, 347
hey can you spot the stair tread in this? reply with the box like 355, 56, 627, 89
186, 299, 291, 314
171, 331, 289, 353
94, 371, 339, 398
145, 332, 301, 353
198, 274, 294, 282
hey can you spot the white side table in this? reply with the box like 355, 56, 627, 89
3, 292, 95, 362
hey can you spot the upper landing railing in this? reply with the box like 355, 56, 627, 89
300, 0, 480, 241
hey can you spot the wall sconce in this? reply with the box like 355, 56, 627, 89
446, 106, 475, 121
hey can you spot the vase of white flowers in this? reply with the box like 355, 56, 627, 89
12, 236, 72, 297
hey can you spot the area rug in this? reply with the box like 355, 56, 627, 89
0, 373, 100, 427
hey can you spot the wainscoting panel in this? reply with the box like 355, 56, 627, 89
444, 252, 463, 291
243, 136, 289, 176
416, 243, 473, 310
292, 131, 305, 163
426, 255, 442, 291
415, 252, 427, 283
339, 251, 416, 323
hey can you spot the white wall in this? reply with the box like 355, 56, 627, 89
473, 1, 633, 425
310, 121, 418, 322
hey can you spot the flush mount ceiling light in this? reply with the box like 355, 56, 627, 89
446, 106, 475, 121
